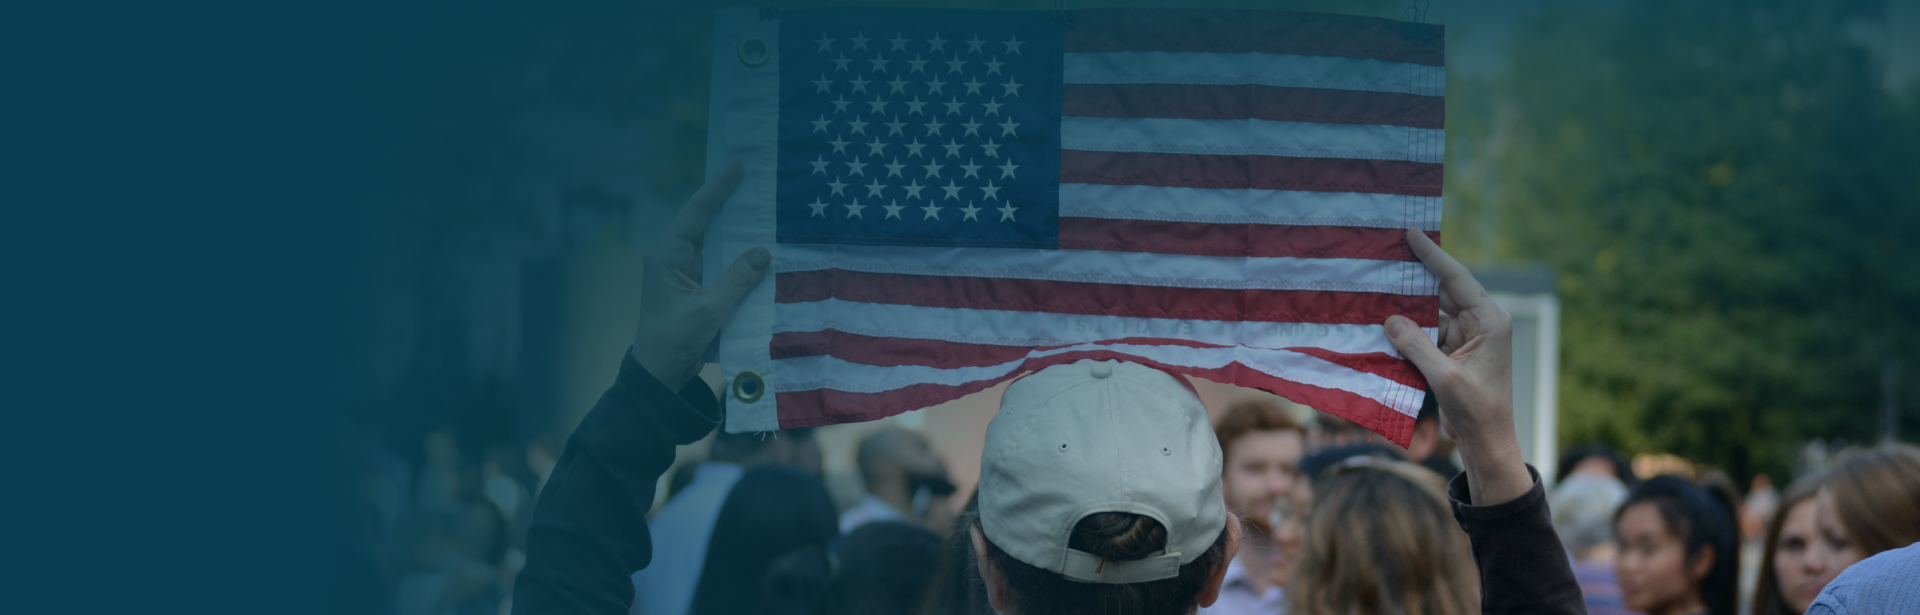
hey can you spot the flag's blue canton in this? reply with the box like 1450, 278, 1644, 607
777, 9, 1062, 248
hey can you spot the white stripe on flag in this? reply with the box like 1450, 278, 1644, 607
770, 342, 1424, 418
1060, 117, 1445, 163
1063, 51, 1446, 96
1060, 183, 1442, 230
775, 244, 1438, 295
772, 298, 1427, 355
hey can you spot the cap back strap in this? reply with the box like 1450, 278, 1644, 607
1059, 548, 1183, 584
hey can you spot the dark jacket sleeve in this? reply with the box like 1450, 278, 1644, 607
512, 351, 722, 615
1448, 465, 1586, 615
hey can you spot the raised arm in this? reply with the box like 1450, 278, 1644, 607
513, 161, 771, 615
1382, 228, 1584, 615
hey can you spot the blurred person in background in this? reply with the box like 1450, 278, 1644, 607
1307, 413, 1376, 450
396, 495, 512, 615
1548, 470, 1630, 615
1556, 443, 1638, 487
842, 426, 956, 534
1750, 475, 1821, 615
1614, 475, 1741, 615
1202, 399, 1306, 615
688, 464, 840, 615
1287, 457, 1479, 615
1802, 443, 1920, 592
762, 521, 944, 615
1404, 393, 1460, 480
633, 426, 821, 615
916, 493, 991, 615
1268, 442, 1412, 593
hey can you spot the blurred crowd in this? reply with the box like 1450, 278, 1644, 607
351, 427, 563, 615
349, 389, 1920, 615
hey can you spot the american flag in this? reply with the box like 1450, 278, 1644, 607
705, 7, 1444, 446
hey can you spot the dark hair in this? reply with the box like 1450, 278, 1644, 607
1417, 390, 1439, 423
690, 465, 840, 615
1751, 475, 1820, 615
762, 522, 943, 615
1299, 443, 1405, 484
917, 492, 991, 615
979, 513, 1229, 615
1617, 475, 1740, 615
1556, 443, 1638, 485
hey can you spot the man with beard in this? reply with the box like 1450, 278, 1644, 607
1200, 400, 1307, 615
841, 426, 957, 534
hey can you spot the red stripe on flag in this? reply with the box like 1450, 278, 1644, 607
774, 346, 1418, 447
1060, 150, 1442, 197
770, 329, 1032, 369
1058, 217, 1440, 261
1065, 9, 1444, 67
1062, 84, 1444, 129
775, 270, 1439, 327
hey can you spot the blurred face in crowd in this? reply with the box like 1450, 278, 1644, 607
1810, 489, 1867, 579
1615, 502, 1711, 615
1222, 429, 1304, 532
1770, 498, 1827, 614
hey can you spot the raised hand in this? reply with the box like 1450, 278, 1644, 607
1382, 228, 1530, 505
631, 160, 771, 390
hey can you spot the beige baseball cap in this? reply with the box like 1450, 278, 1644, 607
977, 359, 1226, 584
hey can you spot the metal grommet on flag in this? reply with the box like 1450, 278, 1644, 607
732, 370, 767, 404
738, 37, 770, 67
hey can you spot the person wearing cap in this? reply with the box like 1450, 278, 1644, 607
511, 162, 1584, 615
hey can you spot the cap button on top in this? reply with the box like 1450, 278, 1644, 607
1089, 363, 1113, 379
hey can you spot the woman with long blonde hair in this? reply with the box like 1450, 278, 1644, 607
1289, 458, 1479, 615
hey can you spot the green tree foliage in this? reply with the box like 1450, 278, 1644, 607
1447, 0, 1920, 479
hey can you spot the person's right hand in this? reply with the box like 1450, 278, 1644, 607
631, 160, 771, 391
1381, 228, 1530, 506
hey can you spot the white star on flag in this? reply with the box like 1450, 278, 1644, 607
940, 180, 962, 200
996, 202, 1017, 221
959, 202, 982, 221
964, 34, 985, 54
807, 197, 830, 217
960, 159, 981, 178
903, 179, 925, 199
926, 33, 947, 52
864, 179, 885, 197
844, 199, 866, 218
883, 200, 906, 219
1003, 35, 1023, 54
921, 202, 943, 220
814, 34, 833, 52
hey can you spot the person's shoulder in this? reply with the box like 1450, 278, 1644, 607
1806, 542, 1920, 614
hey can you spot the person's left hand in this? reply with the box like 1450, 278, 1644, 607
631, 160, 771, 390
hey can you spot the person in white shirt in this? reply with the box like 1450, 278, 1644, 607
840, 426, 956, 534
628, 426, 818, 615
1201, 400, 1307, 615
